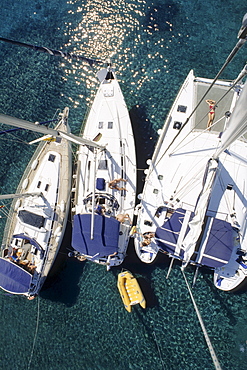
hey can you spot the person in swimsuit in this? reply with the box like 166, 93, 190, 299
108, 178, 127, 191
116, 213, 131, 223
206, 99, 216, 129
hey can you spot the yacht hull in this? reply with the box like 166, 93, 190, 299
0, 108, 72, 298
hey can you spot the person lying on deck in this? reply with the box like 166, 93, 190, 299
108, 178, 127, 191
116, 213, 131, 223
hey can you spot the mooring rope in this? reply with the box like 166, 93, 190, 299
181, 269, 222, 370
152, 330, 165, 370
27, 296, 40, 370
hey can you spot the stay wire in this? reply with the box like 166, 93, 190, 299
152, 330, 165, 370
27, 296, 40, 370
154, 38, 247, 169
181, 269, 222, 370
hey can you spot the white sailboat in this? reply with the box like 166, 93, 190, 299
0, 108, 72, 298
71, 65, 136, 270
134, 15, 247, 291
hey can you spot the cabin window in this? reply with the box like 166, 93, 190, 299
48, 154, 56, 162
108, 121, 113, 129
177, 105, 187, 113
37, 181, 41, 188
227, 184, 233, 190
98, 121, 103, 129
153, 189, 159, 194
45, 184, 49, 191
173, 121, 182, 130
98, 160, 108, 170
158, 175, 163, 180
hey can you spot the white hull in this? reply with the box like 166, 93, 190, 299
0, 108, 72, 298
135, 70, 247, 291
72, 67, 136, 269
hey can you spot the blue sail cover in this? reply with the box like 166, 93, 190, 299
199, 219, 233, 268
155, 209, 191, 258
72, 214, 120, 259
0, 258, 32, 294
156, 210, 234, 268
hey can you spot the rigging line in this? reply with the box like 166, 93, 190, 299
167, 75, 243, 157
181, 38, 246, 131
153, 45, 247, 170
169, 160, 209, 202
27, 296, 40, 370
181, 269, 222, 370
3, 212, 14, 223
152, 330, 165, 370
192, 75, 244, 133
0, 206, 12, 219
154, 76, 238, 168
0, 134, 31, 145
169, 115, 225, 156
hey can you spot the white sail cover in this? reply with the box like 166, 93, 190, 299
182, 159, 218, 268
213, 80, 247, 159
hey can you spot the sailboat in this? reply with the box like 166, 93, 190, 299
71, 65, 136, 270
0, 38, 135, 276
134, 14, 247, 291
0, 104, 113, 297
0, 108, 72, 298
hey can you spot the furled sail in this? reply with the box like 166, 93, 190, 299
182, 159, 218, 268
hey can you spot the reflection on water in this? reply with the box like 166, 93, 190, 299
62, 0, 147, 106
58, 0, 184, 122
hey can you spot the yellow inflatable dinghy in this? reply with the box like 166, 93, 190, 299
117, 270, 146, 312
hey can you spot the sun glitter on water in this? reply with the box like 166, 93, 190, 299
59, 0, 146, 108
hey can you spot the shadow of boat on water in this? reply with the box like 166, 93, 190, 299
129, 104, 158, 197
40, 217, 85, 307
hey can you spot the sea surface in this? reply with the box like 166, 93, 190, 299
0, 1, 247, 369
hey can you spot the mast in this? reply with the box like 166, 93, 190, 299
90, 148, 98, 240
181, 13, 247, 268
182, 159, 218, 269
0, 192, 43, 200
0, 114, 105, 150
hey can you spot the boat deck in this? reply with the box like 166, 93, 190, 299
1, 116, 71, 291
194, 79, 235, 132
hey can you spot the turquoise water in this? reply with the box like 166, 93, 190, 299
1, 1, 247, 369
